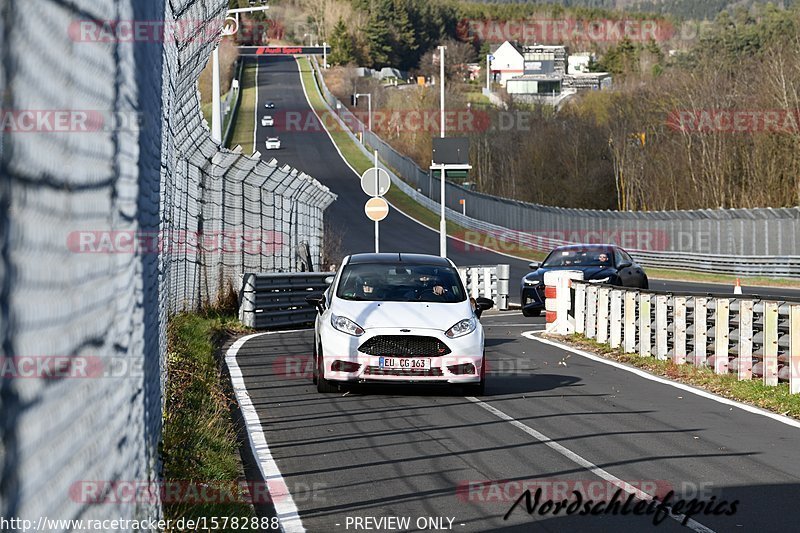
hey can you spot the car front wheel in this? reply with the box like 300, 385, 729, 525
522, 308, 541, 318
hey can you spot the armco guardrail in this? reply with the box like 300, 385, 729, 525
546, 275, 800, 393
240, 272, 331, 328
309, 57, 800, 278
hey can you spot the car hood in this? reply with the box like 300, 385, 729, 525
330, 299, 472, 331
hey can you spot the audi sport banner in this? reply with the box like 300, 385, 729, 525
238, 46, 330, 56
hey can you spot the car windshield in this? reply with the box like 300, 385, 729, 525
336, 263, 466, 303
542, 249, 613, 268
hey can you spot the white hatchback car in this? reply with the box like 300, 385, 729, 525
265, 137, 281, 150
261, 115, 274, 127
306, 253, 493, 394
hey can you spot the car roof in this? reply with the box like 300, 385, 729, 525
346, 253, 452, 266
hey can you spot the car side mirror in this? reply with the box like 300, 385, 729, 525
305, 293, 325, 313
528, 262, 540, 270
617, 262, 632, 270
474, 297, 494, 318
324, 276, 334, 285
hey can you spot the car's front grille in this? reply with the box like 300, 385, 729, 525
363, 366, 444, 377
358, 335, 451, 357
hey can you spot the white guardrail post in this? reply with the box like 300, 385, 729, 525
763, 301, 779, 386
596, 287, 610, 344
694, 297, 708, 367
673, 296, 687, 364
609, 289, 622, 349
239, 273, 256, 327
586, 285, 598, 339
655, 294, 668, 360
574, 283, 587, 335
790, 305, 800, 394
713, 298, 730, 374
738, 300, 754, 380
544, 271, 584, 335
623, 291, 637, 353
639, 293, 652, 357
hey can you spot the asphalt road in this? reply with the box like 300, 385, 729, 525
231, 311, 800, 532
235, 54, 800, 533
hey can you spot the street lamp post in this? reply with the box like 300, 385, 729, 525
486, 54, 494, 93
212, 5, 270, 145
438, 45, 446, 257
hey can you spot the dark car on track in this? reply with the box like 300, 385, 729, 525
521, 244, 649, 317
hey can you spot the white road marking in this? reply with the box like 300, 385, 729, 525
526, 331, 800, 431
465, 395, 715, 532
226, 332, 307, 533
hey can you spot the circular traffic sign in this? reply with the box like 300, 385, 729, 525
360, 168, 391, 197
364, 197, 389, 221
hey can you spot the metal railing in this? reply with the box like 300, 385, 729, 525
240, 272, 331, 328
309, 57, 800, 278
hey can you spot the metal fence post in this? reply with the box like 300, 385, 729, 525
763, 301, 779, 386
713, 298, 730, 374
673, 296, 687, 364
639, 293, 651, 357
623, 291, 637, 353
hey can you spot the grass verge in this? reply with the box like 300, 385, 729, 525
300, 58, 797, 287
228, 60, 258, 153
560, 334, 800, 419
162, 309, 254, 522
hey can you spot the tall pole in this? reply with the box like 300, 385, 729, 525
374, 149, 379, 253
323, 41, 328, 69
486, 54, 491, 93
439, 45, 446, 258
211, 47, 222, 144
367, 94, 372, 132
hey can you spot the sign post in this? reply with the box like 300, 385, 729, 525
360, 150, 390, 252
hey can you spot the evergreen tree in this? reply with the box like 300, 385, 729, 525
364, 2, 392, 68
328, 17, 355, 66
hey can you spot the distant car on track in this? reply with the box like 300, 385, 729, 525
265, 137, 281, 150
264, 101, 275, 109
261, 115, 274, 127
306, 253, 494, 394
521, 244, 649, 317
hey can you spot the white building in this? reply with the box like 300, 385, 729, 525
568, 53, 595, 74
489, 41, 524, 87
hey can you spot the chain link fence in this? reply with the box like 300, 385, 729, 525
311, 59, 800, 276
0, 0, 335, 528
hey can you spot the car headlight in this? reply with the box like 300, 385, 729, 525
523, 279, 541, 286
331, 314, 364, 336
446, 317, 476, 338
588, 277, 610, 284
